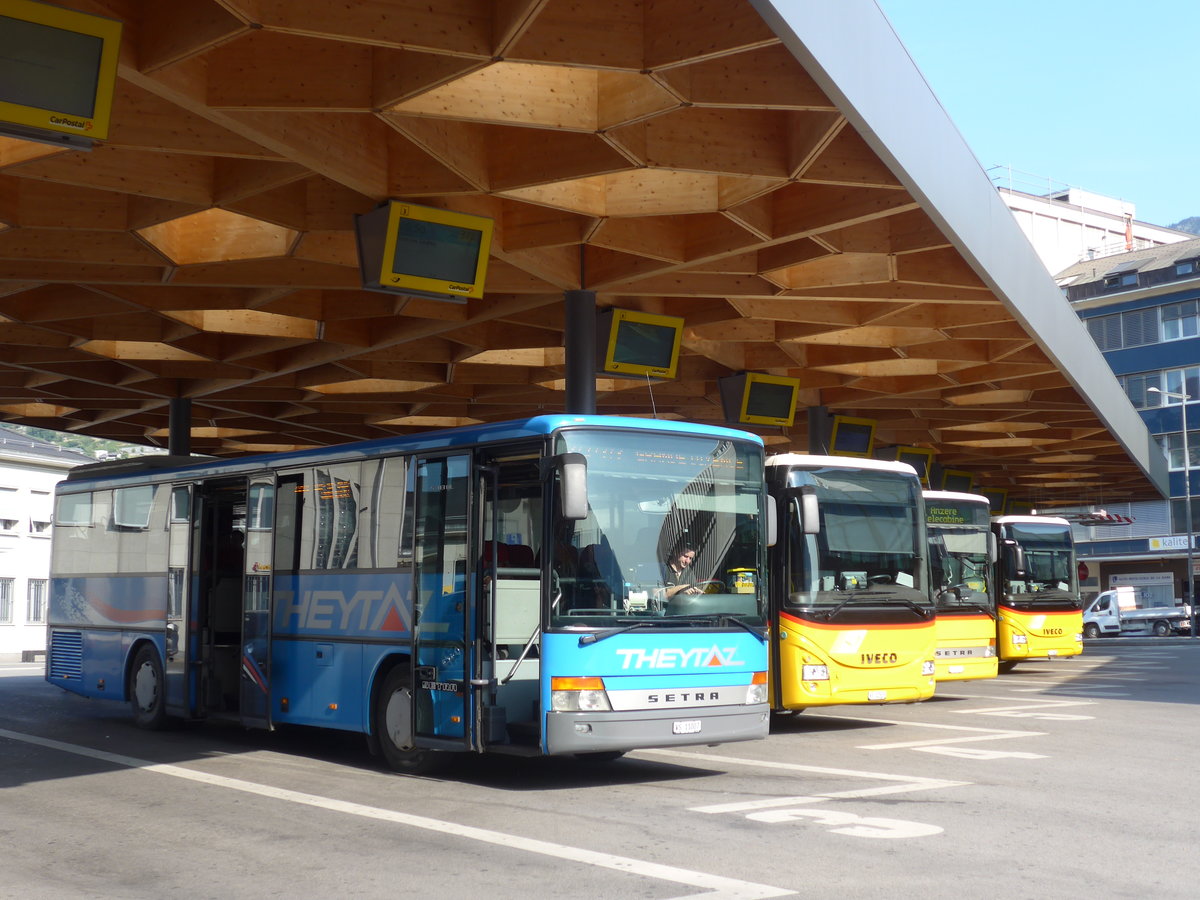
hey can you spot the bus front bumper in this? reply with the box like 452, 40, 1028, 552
544, 703, 769, 755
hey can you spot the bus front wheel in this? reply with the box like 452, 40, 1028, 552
129, 645, 168, 730
374, 666, 440, 775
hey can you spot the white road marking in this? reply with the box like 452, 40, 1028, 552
655, 751, 962, 840
0, 728, 794, 900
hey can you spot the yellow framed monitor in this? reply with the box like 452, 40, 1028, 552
719, 372, 800, 427
596, 308, 683, 379
979, 488, 1008, 515
892, 446, 934, 485
1008, 500, 1034, 516
355, 200, 494, 302
0, 0, 123, 149
829, 415, 875, 458
941, 469, 975, 493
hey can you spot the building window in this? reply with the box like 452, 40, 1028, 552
1177, 260, 1196, 276
1161, 431, 1200, 470
1104, 272, 1139, 289
1163, 301, 1200, 341
1123, 372, 1162, 409
1170, 498, 1200, 535
27, 580, 47, 624
0, 485, 16, 533
0, 579, 12, 624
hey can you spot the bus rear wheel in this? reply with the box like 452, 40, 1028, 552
374, 666, 440, 775
129, 645, 168, 730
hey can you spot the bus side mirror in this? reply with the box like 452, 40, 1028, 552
987, 533, 998, 565
556, 452, 588, 520
767, 496, 777, 547
1002, 540, 1024, 575
800, 485, 820, 535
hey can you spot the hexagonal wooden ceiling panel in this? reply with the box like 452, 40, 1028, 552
0, 0, 1160, 508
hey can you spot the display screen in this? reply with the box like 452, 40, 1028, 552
832, 422, 872, 454
390, 217, 482, 285
942, 472, 973, 492
0, 16, 102, 118
611, 320, 677, 370
745, 380, 797, 420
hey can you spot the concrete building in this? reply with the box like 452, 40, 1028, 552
990, 167, 1192, 276
0, 428, 92, 661
1057, 238, 1200, 601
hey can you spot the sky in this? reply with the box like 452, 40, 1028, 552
874, 0, 1199, 229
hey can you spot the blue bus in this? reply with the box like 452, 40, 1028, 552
46, 416, 770, 771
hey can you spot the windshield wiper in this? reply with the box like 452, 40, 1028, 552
577, 620, 670, 646
671, 613, 767, 641
822, 594, 933, 620
577, 613, 767, 646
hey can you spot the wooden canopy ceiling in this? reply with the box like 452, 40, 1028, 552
0, 0, 1161, 507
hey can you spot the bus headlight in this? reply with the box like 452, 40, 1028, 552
551, 676, 612, 712
747, 670, 768, 704
1011, 634, 1027, 644
921, 661, 935, 676
1074, 633, 1083, 642
802, 665, 829, 681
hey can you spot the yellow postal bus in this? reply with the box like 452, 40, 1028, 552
766, 455, 936, 711
924, 491, 998, 682
991, 514, 1083, 671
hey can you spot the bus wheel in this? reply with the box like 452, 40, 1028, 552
997, 661, 1019, 674
1153, 620, 1171, 637
129, 645, 168, 730
1083, 623, 1101, 639
374, 667, 439, 775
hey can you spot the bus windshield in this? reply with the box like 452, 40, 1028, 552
929, 527, 991, 611
549, 429, 766, 629
784, 466, 928, 611
1002, 522, 1077, 605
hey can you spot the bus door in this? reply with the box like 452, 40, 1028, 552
191, 477, 247, 719
480, 453, 544, 747
239, 475, 275, 728
411, 454, 474, 750
164, 485, 192, 716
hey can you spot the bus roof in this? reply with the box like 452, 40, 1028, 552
923, 490, 990, 504
992, 514, 1071, 527
765, 453, 917, 477
61, 414, 763, 491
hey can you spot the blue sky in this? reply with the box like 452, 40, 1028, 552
875, 0, 1198, 228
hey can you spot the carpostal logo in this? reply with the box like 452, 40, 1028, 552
614, 645, 744, 670
49, 115, 91, 131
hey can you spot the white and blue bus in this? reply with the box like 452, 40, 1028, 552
46, 416, 770, 772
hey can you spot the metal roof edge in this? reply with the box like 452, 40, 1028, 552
751, 0, 1168, 500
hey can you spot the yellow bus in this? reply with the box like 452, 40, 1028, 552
924, 491, 998, 682
991, 514, 1083, 671
766, 455, 936, 711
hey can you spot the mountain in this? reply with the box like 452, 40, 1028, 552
1168, 217, 1200, 236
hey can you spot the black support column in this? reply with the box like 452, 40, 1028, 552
564, 289, 596, 415
168, 397, 191, 457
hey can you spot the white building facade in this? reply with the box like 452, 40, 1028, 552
991, 168, 1192, 275
0, 428, 91, 661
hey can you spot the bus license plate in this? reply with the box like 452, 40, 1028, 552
673, 719, 702, 735
868, 690, 886, 701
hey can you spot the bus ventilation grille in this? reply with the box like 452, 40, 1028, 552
48, 631, 83, 680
